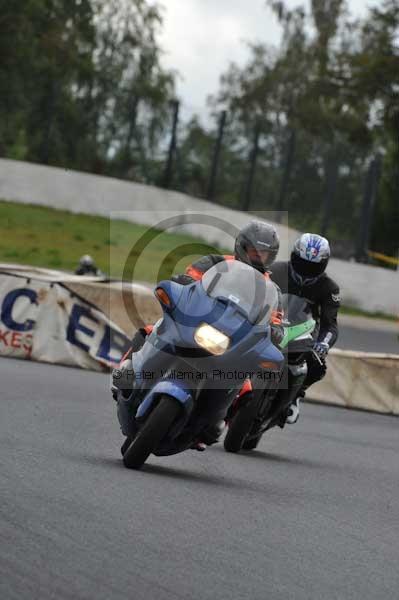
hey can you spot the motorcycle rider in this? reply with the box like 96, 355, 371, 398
124, 220, 284, 354
270, 233, 340, 424
113, 220, 284, 449
75, 254, 103, 277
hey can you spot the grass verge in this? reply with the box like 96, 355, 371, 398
0, 200, 226, 282
339, 305, 397, 322
1, 199, 396, 321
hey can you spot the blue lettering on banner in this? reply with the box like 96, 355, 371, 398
98, 325, 130, 363
1, 288, 38, 332
66, 304, 99, 352
1, 288, 130, 366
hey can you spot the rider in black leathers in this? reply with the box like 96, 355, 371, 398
270, 233, 341, 423
75, 255, 103, 277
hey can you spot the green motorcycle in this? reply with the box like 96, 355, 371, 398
224, 294, 316, 453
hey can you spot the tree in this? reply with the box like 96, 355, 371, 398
92, 0, 175, 180
0, 0, 176, 178
203, 0, 398, 255
358, 0, 399, 256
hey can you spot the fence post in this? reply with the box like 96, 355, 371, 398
242, 121, 261, 212
206, 110, 227, 202
321, 155, 338, 237
162, 100, 180, 189
356, 154, 382, 262
276, 128, 296, 222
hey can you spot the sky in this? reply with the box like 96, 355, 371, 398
158, 0, 381, 122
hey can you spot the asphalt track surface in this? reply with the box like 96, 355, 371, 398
1, 356, 399, 600
337, 317, 398, 354
338, 324, 398, 353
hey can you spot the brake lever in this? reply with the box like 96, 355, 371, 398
311, 349, 324, 366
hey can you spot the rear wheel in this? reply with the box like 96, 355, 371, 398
242, 433, 262, 451
123, 395, 181, 470
224, 400, 259, 453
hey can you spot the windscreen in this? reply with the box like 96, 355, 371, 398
201, 260, 278, 325
281, 294, 313, 326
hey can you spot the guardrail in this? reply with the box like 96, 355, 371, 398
1, 264, 397, 414
309, 349, 399, 415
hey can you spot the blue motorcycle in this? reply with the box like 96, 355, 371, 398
115, 260, 284, 470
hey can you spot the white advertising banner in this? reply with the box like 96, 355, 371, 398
0, 272, 130, 370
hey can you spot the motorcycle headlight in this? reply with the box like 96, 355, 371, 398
194, 323, 230, 356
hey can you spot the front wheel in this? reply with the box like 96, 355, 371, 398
224, 400, 259, 453
123, 395, 181, 470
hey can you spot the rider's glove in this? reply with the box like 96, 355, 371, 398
170, 273, 195, 285
271, 324, 285, 346
313, 341, 329, 358
131, 327, 149, 352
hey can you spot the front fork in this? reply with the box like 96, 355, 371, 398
116, 389, 141, 438
277, 361, 307, 410
226, 382, 274, 427
262, 361, 307, 430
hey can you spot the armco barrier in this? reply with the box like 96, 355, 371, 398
0, 264, 397, 415
309, 349, 399, 415
1, 158, 398, 315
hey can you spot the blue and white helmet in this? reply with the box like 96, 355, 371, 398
290, 233, 330, 285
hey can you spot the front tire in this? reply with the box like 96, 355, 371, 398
123, 395, 181, 470
224, 400, 258, 453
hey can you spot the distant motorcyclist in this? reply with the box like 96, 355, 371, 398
113, 220, 284, 448
75, 255, 103, 277
270, 233, 341, 424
